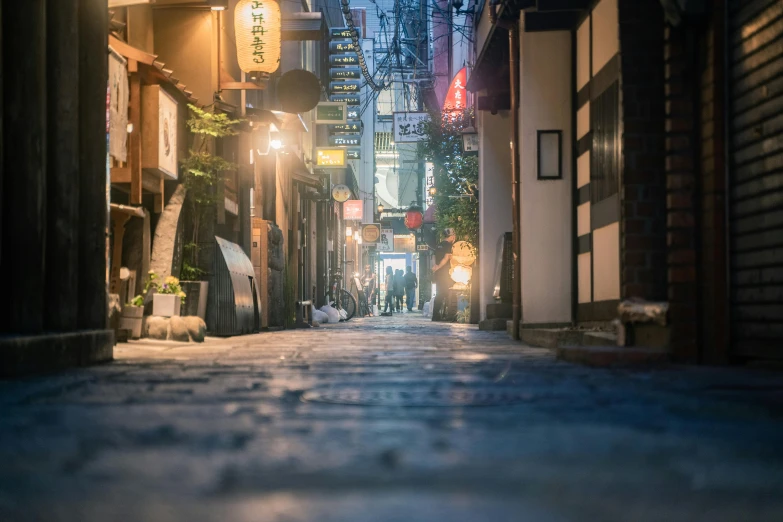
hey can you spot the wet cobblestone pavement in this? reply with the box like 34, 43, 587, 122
2, 313, 783, 521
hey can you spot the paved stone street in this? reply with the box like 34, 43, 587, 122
2, 314, 783, 521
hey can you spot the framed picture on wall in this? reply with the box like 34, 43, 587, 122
537, 130, 562, 180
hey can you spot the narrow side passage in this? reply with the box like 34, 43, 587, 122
1, 315, 783, 521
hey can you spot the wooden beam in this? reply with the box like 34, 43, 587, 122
142, 171, 163, 193
46, 0, 80, 330
109, 213, 131, 294
129, 73, 143, 204
111, 166, 131, 184
3, 0, 47, 333
221, 81, 268, 90
524, 11, 583, 32
109, 34, 157, 66
79, 0, 109, 329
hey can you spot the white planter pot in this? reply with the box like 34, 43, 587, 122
153, 293, 181, 317
119, 306, 144, 339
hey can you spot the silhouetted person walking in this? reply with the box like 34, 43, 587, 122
431, 228, 456, 321
382, 266, 394, 315
394, 269, 405, 312
404, 266, 418, 311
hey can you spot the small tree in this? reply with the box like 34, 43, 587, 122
418, 109, 479, 246
180, 104, 243, 279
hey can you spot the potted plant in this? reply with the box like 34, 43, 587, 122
120, 294, 144, 339
146, 271, 186, 317
179, 105, 242, 320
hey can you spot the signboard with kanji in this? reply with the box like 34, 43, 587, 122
394, 234, 416, 253
329, 41, 355, 54
361, 224, 381, 244
443, 67, 468, 115
393, 112, 430, 143
330, 81, 361, 93
329, 134, 361, 147
330, 94, 361, 106
330, 68, 361, 80
315, 102, 347, 124
328, 122, 362, 133
343, 199, 363, 220
377, 228, 394, 252
316, 148, 346, 168
346, 148, 361, 160
347, 108, 359, 119
331, 184, 351, 202
330, 54, 359, 66
330, 27, 361, 39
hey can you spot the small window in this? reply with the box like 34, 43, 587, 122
537, 130, 563, 180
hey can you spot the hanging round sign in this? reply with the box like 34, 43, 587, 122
332, 184, 351, 202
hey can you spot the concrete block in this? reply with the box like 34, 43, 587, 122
486, 303, 512, 320
169, 316, 190, 342
557, 345, 670, 367
145, 316, 170, 340
479, 318, 508, 331
183, 316, 207, 342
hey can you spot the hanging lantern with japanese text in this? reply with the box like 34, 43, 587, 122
235, 0, 281, 76
404, 204, 424, 230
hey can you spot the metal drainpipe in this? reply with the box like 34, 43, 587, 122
490, 2, 522, 340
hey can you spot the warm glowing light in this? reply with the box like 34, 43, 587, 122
270, 139, 283, 150
235, 0, 281, 75
450, 265, 472, 285
345, 226, 353, 237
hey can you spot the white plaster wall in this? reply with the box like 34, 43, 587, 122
592, 0, 619, 74
519, 29, 573, 325
478, 109, 512, 320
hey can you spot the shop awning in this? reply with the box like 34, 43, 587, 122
245, 109, 308, 133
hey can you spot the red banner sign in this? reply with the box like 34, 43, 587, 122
442, 67, 467, 114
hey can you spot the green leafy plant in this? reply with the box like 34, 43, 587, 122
417, 109, 479, 247
128, 294, 144, 307
181, 243, 207, 281
144, 271, 186, 304
180, 104, 243, 277
456, 304, 471, 324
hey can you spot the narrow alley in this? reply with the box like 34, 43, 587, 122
2, 314, 783, 521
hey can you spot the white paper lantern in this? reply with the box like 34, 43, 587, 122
235, 0, 281, 75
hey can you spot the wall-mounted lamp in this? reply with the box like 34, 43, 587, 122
210, 0, 228, 11
428, 186, 437, 196
126, 123, 134, 134
377, 204, 384, 214
346, 226, 353, 238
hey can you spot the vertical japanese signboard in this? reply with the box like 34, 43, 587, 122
393, 112, 430, 143
344, 199, 364, 221
377, 228, 394, 252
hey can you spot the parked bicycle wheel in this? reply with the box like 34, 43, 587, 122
340, 289, 357, 320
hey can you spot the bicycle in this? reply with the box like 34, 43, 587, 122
324, 268, 356, 321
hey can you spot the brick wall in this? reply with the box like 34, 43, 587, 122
698, 6, 729, 364
664, 24, 701, 362
662, 2, 729, 364
618, 0, 667, 301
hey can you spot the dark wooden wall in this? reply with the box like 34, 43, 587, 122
0, 0, 113, 373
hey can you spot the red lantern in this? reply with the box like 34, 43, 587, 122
405, 204, 424, 230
